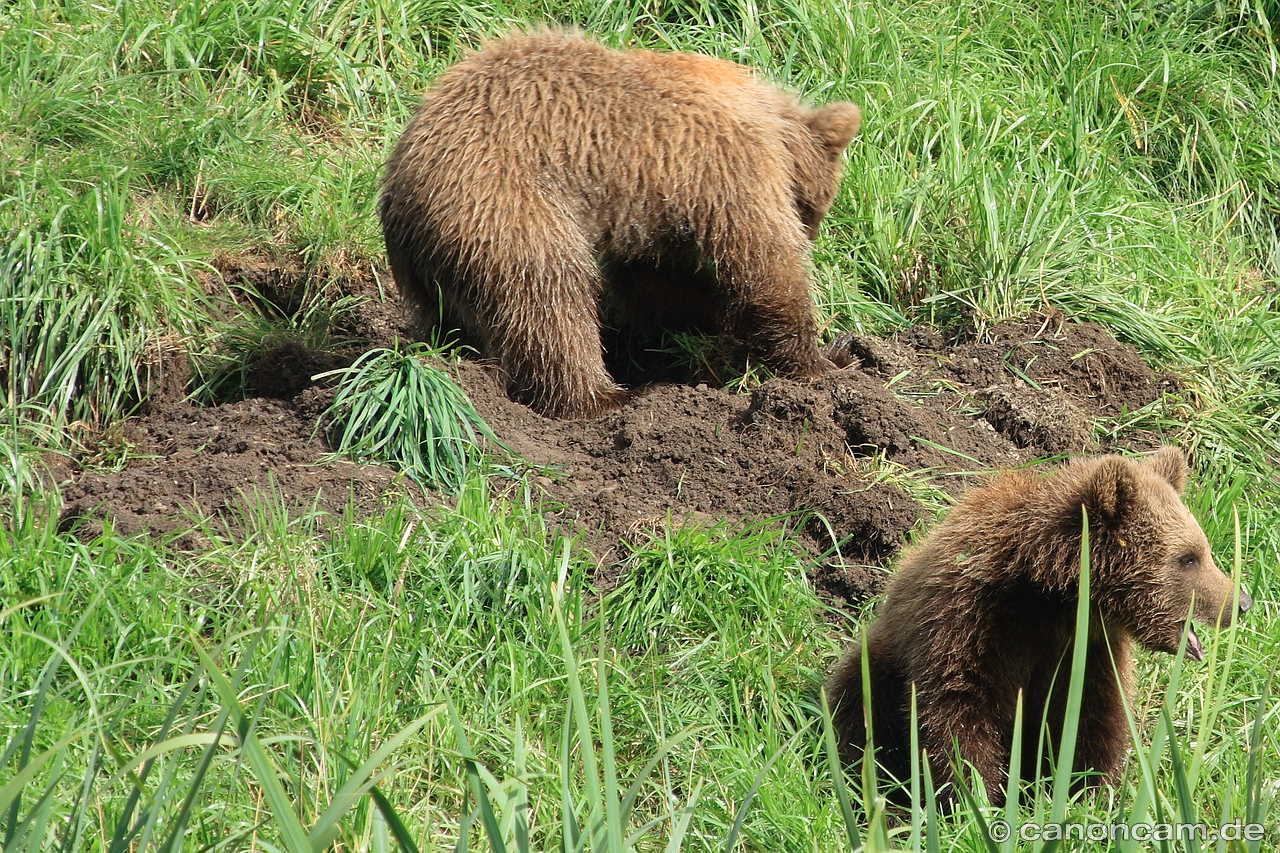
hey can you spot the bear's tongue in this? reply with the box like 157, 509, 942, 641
1184, 625, 1204, 661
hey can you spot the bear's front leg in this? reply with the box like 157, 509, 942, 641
918, 693, 1015, 808
1071, 637, 1135, 789
709, 211, 829, 379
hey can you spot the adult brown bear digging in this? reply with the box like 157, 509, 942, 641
380, 31, 861, 418
826, 447, 1251, 808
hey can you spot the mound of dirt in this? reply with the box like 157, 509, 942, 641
59, 396, 419, 550
58, 264, 1177, 605
453, 312, 1173, 600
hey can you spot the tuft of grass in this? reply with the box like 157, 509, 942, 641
318, 342, 506, 492
189, 278, 366, 405
0, 171, 209, 432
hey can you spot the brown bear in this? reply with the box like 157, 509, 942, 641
826, 447, 1251, 808
379, 31, 861, 418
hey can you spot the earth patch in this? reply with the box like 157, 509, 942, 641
59, 261, 1179, 607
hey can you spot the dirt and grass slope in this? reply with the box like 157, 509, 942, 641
59, 264, 1176, 605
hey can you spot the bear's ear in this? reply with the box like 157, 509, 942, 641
808, 102, 861, 157
1145, 446, 1187, 493
1079, 456, 1140, 525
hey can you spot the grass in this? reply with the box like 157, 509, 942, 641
317, 342, 506, 492
5, 484, 1274, 851
2, 0, 1280, 850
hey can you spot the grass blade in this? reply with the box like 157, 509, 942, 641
190, 638, 314, 853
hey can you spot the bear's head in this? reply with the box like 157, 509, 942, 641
792, 101, 862, 240
1076, 446, 1251, 659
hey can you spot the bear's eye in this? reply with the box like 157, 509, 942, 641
1177, 553, 1200, 570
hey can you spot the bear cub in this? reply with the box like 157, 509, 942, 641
380, 31, 861, 418
826, 447, 1251, 807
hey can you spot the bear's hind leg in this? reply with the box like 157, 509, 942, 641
917, 690, 1014, 807
479, 229, 625, 419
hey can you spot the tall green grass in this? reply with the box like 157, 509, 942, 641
0, 171, 208, 429
317, 343, 505, 492
5, 481, 1273, 851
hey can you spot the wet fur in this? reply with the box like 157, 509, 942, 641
826, 447, 1251, 807
380, 31, 861, 418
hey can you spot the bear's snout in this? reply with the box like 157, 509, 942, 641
1170, 581, 1251, 664
1203, 583, 1251, 628
1184, 625, 1204, 661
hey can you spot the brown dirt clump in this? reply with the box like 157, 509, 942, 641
453, 312, 1173, 602
59, 396, 419, 550
57, 257, 1178, 606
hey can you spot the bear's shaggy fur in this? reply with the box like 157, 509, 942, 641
380, 31, 861, 418
826, 447, 1251, 807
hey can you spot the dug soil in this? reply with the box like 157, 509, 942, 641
59, 262, 1180, 606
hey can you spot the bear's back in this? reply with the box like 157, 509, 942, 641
387, 32, 808, 237
439, 31, 767, 115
